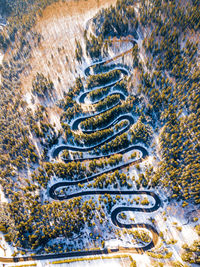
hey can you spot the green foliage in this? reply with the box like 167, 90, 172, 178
88, 86, 111, 102
90, 170, 131, 189
86, 69, 121, 89
92, 0, 138, 39
85, 0, 138, 58
181, 239, 200, 264
195, 225, 200, 235
94, 94, 121, 112
130, 118, 153, 145
32, 73, 54, 97
0, 0, 61, 50
89, 154, 122, 172
75, 39, 83, 62
1, 195, 96, 250
132, 44, 139, 68
81, 96, 135, 130
85, 33, 103, 59
155, 113, 200, 204
1, 0, 200, 255
74, 128, 114, 147
134, 0, 200, 206
59, 77, 84, 122
88, 79, 128, 102
100, 132, 129, 154
33, 161, 89, 188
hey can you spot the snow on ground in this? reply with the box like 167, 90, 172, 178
46, 106, 62, 132
42, 143, 200, 267
51, 258, 124, 267
23, 92, 36, 111
0, 52, 4, 62
0, 233, 15, 258
156, 200, 199, 246
20, 0, 117, 100
0, 2, 199, 266
0, 188, 7, 204
4, 256, 130, 267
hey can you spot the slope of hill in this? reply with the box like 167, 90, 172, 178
0, 0, 199, 266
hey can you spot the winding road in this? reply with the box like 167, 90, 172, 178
50, 190, 160, 252
49, 37, 161, 255
0, 38, 161, 264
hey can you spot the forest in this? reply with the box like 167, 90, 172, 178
86, 0, 200, 207
0, 0, 199, 264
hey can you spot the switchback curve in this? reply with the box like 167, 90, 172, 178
49, 37, 161, 254
49, 189, 160, 252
